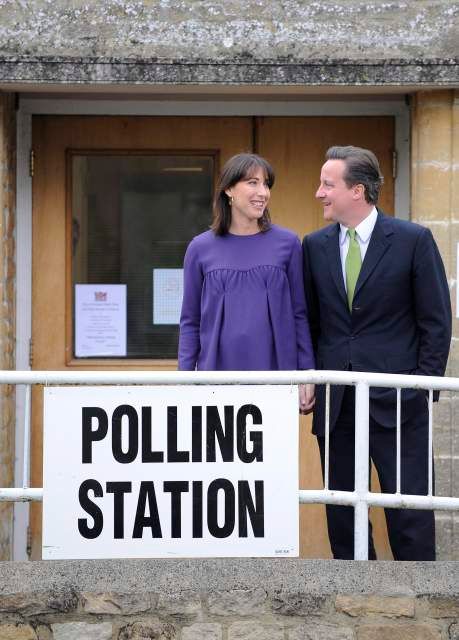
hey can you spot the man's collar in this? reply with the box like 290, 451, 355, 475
339, 206, 378, 244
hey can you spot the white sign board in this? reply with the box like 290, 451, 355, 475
43, 385, 299, 559
153, 269, 183, 325
75, 284, 127, 357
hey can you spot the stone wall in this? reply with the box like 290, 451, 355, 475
0, 92, 16, 561
0, 0, 458, 60
411, 89, 459, 559
0, 559, 458, 640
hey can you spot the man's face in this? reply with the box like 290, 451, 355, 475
315, 159, 360, 224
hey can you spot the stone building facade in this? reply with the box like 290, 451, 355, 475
0, 0, 458, 564
0, 559, 459, 640
0, 94, 16, 561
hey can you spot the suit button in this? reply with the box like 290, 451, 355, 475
353, 306, 361, 312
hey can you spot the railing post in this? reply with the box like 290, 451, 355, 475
23, 384, 31, 489
354, 381, 370, 560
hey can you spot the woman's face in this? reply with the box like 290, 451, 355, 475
225, 166, 271, 225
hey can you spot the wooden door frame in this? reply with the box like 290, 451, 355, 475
13, 96, 410, 560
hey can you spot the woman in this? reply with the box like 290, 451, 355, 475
178, 153, 315, 413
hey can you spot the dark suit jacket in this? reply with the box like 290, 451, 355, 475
303, 210, 452, 436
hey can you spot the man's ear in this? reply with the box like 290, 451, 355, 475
352, 184, 365, 200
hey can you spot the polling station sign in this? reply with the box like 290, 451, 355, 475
43, 385, 299, 559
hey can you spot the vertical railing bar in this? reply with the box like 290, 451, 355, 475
396, 387, 401, 495
324, 383, 330, 491
22, 384, 31, 489
354, 381, 370, 560
428, 388, 433, 497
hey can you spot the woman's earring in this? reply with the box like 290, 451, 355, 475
228, 195, 234, 206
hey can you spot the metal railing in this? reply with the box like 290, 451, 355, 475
2, 369, 459, 560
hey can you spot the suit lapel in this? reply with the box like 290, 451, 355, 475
354, 211, 393, 299
324, 223, 347, 306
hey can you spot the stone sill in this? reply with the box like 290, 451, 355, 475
1, 558, 458, 596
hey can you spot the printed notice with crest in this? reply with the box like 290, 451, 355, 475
75, 284, 127, 357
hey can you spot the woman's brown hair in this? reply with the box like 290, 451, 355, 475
211, 153, 275, 235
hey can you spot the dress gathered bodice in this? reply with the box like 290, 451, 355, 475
178, 225, 315, 372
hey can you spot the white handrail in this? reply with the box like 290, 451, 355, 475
3, 369, 458, 560
0, 368, 457, 390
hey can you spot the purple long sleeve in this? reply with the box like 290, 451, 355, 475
178, 239, 203, 370
178, 225, 315, 371
287, 237, 316, 370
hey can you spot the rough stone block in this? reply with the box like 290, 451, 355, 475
52, 622, 112, 640
445, 219, 459, 262
182, 623, 222, 640
356, 623, 441, 639
81, 591, 152, 614
417, 104, 454, 164
452, 153, 459, 219
207, 588, 267, 616
449, 621, 459, 639
335, 595, 415, 617
271, 591, 328, 616
118, 620, 176, 639
228, 621, 284, 640
0, 624, 37, 640
425, 596, 459, 617
451, 394, 459, 436
421, 223, 452, 270
433, 396, 453, 459
288, 622, 354, 639
447, 341, 459, 378
0, 590, 78, 616
452, 514, 459, 560
35, 627, 52, 640
157, 592, 201, 616
435, 513, 453, 560
435, 455, 452, 497
451, 318, 459, 354
412, 165, 452, 220
453, 458, 459, 500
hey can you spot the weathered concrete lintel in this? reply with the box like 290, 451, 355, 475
0, 58, 458, 87
0, 559, 458, 596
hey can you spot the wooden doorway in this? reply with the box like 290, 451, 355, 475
31, 114, 395, 559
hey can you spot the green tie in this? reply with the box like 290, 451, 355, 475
345, 228, 362, 311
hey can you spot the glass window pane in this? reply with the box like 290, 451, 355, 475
72, 154, 214, 359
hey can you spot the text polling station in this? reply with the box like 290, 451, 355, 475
43, 385, 299, 559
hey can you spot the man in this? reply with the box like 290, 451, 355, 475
303, 145, 451, 560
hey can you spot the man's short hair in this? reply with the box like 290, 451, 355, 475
325, 145, 384, 205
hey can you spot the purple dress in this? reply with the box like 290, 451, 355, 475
178, 224, 315, 371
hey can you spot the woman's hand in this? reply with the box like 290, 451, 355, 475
299, 383, 315, 415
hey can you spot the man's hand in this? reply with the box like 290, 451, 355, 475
299, 383, 315, 415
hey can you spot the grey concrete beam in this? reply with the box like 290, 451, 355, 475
0, 57, 458, 87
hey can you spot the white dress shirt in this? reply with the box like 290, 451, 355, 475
339, 207, 378, 291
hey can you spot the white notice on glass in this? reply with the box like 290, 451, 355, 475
75, 284, 127, 357
153, 268, 183, 325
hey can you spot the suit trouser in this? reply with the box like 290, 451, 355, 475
317, 386, 435, 561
